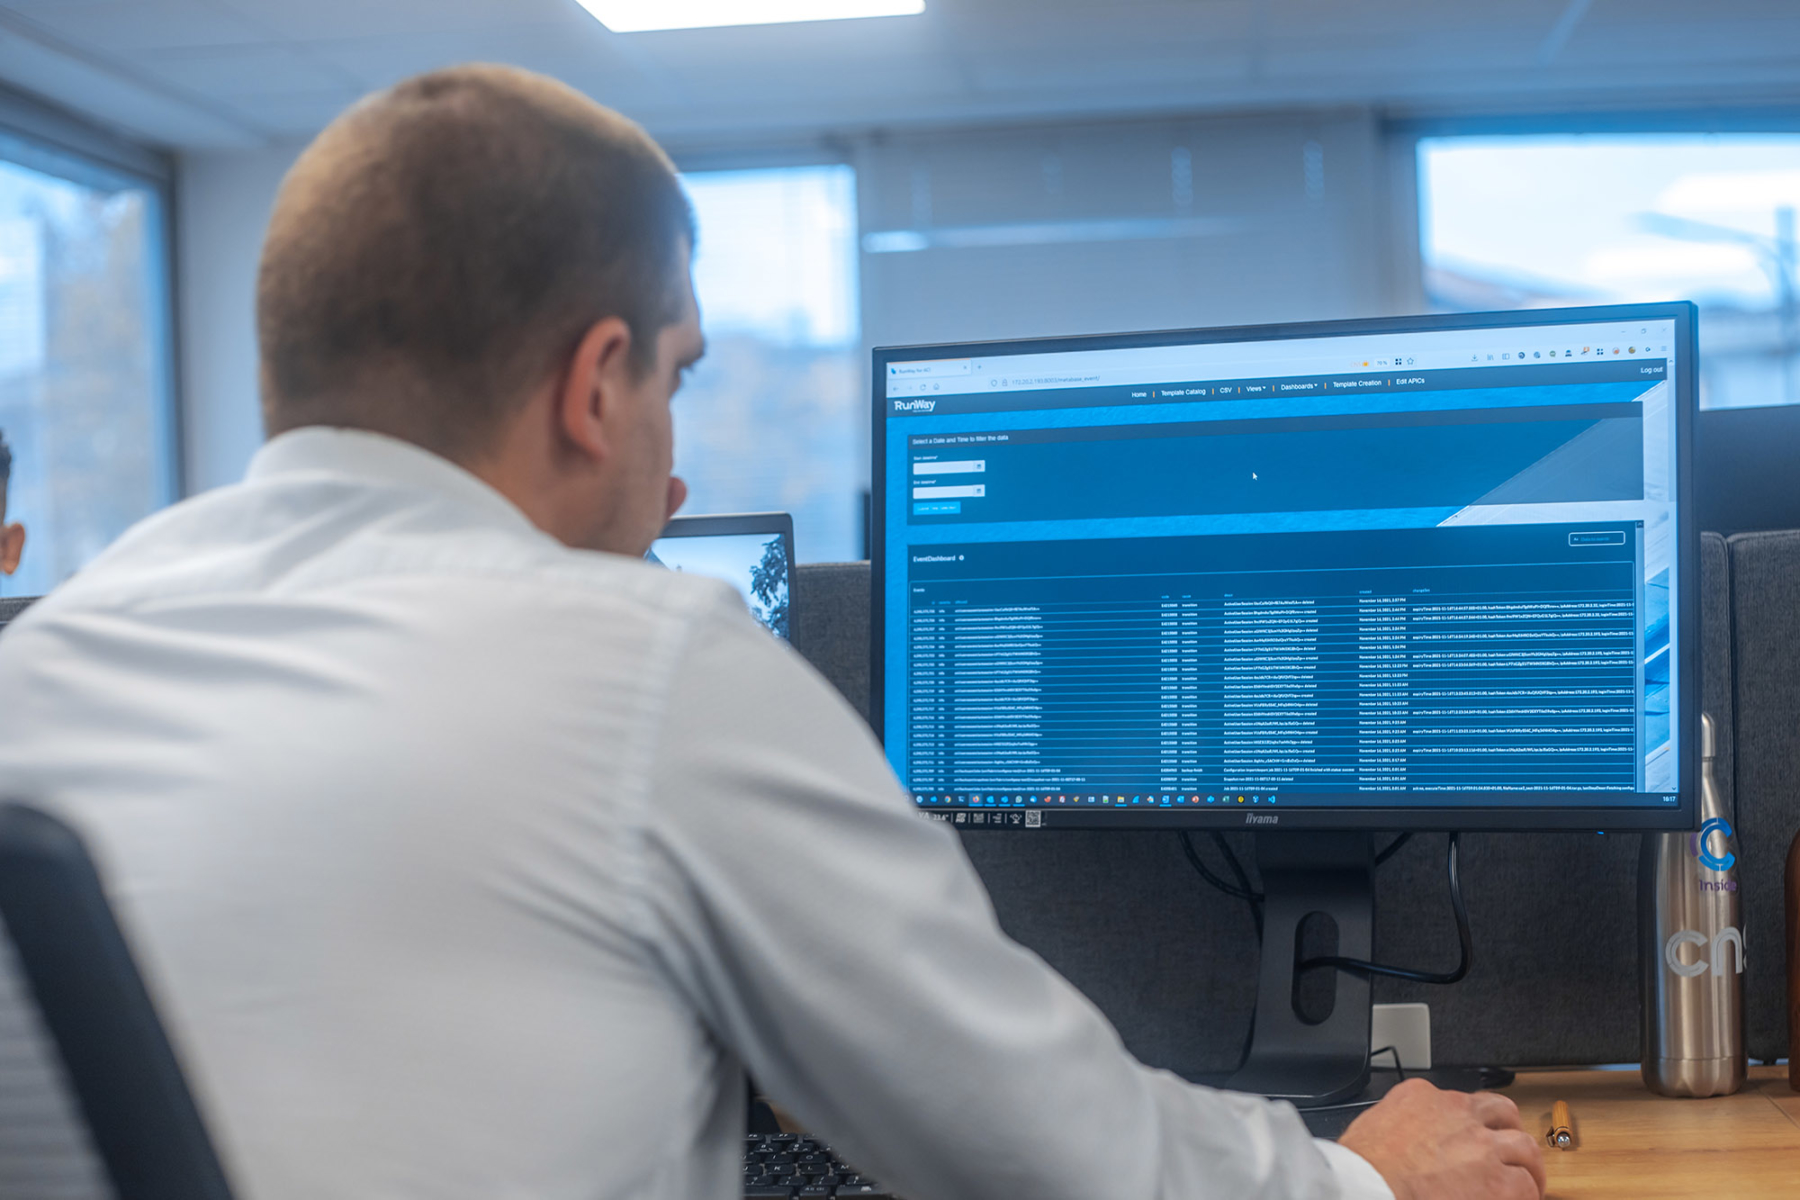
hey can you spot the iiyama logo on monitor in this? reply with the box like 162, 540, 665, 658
1245, 814, 1279, 826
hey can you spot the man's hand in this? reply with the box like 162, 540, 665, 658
1339, 1078, 1546, 1200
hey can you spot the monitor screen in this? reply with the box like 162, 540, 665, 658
649, 514, 793, 641
873, 304, 1697, 831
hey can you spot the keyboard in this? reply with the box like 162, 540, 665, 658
742, 1132, 897, 1198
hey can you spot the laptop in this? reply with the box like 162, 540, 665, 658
647, 513, 794, 641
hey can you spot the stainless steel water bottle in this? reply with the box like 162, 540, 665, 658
1641, 712, 1745, 1097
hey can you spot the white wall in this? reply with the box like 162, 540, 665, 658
173, 109, 1416, 495
177, 140, 305, 493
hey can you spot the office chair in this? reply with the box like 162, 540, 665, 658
0, 802, 237, 1200
0, 595, 38, 632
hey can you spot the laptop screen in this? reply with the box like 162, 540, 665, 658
648, 517, 792, 640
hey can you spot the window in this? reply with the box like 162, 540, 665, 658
0, 135, 174, 598
674, 165, 863, 561
1419, 133, 1800, 410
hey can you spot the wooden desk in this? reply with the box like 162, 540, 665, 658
1503, 1065, 1800, 1198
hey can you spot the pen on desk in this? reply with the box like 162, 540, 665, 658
1547, 1100, 1573, 1150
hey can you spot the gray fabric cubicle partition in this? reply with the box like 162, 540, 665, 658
792, 538, 1733, 1074
789, 566, 871, 723
1728, 531, 1800, 1063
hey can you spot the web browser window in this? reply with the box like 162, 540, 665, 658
877, 310, 1686, 824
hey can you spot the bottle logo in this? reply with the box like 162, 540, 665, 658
1664, 926, 1745, 978
1690, 817, 1736, 873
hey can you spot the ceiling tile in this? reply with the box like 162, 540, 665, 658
1555, 18, 1800, 67
2, 0, 270, 53
227, 88, 365, 134
140, 41, 358, 97
0, 0, 1798, 151
971, 52, 1249, 96
1263, 0, 1572, 43
306, 26, 678, 108
226, 0, 566, 42
0, 15, 264, 147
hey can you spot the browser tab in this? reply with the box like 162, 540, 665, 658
888, 359, 973, 379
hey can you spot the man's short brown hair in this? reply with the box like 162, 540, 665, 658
257, 64, 695, 459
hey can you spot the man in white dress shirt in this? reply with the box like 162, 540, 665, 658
0, 65, 1544, 1200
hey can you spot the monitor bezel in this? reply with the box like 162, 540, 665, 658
870, 301, 1700, 833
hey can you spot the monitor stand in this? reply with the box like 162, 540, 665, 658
1224, 832, 1376, 1108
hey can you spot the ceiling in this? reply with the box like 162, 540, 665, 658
0, 0, 1798, 154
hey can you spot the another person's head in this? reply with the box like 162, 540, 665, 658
0, 428, 22, 576
257, 64, 701, 556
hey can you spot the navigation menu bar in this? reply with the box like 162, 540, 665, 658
885, 318, 1679, 401
891, 358, 1667, 419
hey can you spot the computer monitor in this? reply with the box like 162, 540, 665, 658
872, 303, 1699, 1103
874, 303, 1697, 833
649, 514, 794, 641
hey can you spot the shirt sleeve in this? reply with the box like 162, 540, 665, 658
1314, 1141, 1396, 1200
634, 594, 1360, 1200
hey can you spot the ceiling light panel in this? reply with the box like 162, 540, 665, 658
576, 1, 925, 34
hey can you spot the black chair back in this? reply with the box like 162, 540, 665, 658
0, 803, 235, 1200
0, 596, 37, 632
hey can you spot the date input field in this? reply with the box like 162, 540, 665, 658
913, 484, 986, 500
912, 459, 986, 475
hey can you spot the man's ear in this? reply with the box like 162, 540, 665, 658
0, 522, 22, 575
555, 316, 637, 465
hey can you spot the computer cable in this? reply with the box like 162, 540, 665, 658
1371, 1045, 1407, 1081
1298, 833, 1471, 986
1178, 831, 1266, 1070
1181, 831, 1471, 986
1179, 831, 1263, 938
1184, 832, 1412, 911
1179, 832, 1261, 902
1180, 834, 1404, 910
1288, 1047, 1412, 1118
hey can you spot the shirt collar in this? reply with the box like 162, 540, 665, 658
246, 427, 545, 539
